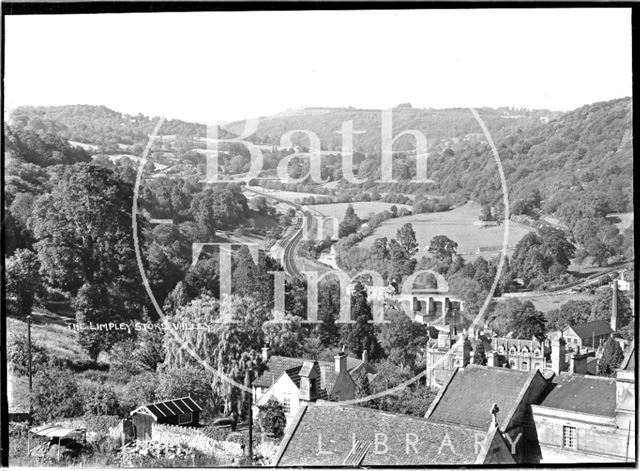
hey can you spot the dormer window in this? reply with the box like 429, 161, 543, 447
522, 347, 529, 355
534, 349, 541, 357
498, 346, 505, 354
509, 347, 517, 355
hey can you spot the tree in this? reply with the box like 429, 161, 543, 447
545, 300, 592, 331
257, 398, 287, 439
32, 367, 84, 423
163, 294, 268, 416
473, 342, 488, 366
5, 249, 43, 317
599, 338, 624, 377
490, 299, 547, 342
396, 223, 418, 257
30, 164, 144, 294
479, 204, 494, 222
355, 373, 371, 399
340, 282, 380, 360
377, 308, 429, 371
427, 235, 458, 263
318, 282, 341, 347
339, 205, 361, 238
262, 314, 307, 358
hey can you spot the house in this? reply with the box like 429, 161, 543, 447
273, 403, 516, 466
531, 362, 636, 463
487, 337, 551, 371
424, 329, 473, 387
561, 320, 613, 350
252, 348, 376, 424
130, 397, 202, 441
424, 364, 550, 463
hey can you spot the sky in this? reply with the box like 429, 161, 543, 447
4, 9, 632, 124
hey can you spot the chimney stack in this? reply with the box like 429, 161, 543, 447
361, 350, 368, 363
335, 351, 347, 374
611, 280, 619, 332
551, 337, 566, 375
261, 346, 270, 362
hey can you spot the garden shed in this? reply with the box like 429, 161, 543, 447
130, 396, 202, 441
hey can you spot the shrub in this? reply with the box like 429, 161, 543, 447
7, 332, 49, 376
32, 367, 83, 424
257, 398, 286, 439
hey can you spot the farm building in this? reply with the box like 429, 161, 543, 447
130, 397, 202, 441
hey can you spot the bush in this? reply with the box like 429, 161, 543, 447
81, 382, 122, 416
32, 367, 83, 424
7, 332, 49, 376
257, 398, 286, 439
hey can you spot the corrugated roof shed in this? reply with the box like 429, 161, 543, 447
538, 374, 617, 417
426, 365, 536, 430
275, 403, 483, 466
130, 397, 202, 420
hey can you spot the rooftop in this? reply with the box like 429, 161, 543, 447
426, 365, 538, 430
565, 320, 613, 340
537, 374, 617, 417
253, 354, 373, 390
274, 403, 483, 466
130, 396, 202, 419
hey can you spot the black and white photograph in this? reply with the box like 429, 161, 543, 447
1, 5, 636, 468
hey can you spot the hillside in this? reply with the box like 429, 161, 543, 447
224, 105, 557, 153
8, 105, 231, 154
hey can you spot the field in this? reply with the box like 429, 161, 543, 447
309, 201, 412, 221
496, 291, 595, 313
357, 201, 531, 260
7, 308, 86, 361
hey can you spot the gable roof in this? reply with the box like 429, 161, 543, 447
425, 365, 541, 430
274, 403, 485, 466
565, 320, 613, 340
536, 374, 617, 417
130, 397, 202, 420
253, 354, 374, 392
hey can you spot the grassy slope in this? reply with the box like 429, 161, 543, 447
357, 201, 531, 260
309, 201, 412, 221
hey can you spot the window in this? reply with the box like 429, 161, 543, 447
522, 361, 529, 371
533, 349, 541, 357
178, 413, 193, 425
509, 347, 517, 355
562, 426, 576, 449
281, 396, 291, 414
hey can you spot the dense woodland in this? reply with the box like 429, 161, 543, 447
5, 98, 634, 456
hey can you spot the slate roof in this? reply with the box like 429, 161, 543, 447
130, 397, 202, 420
426, 365, 538, 430
274, 403, 483, 466
537, 374, 617, 417
565, 320, 613, 340
253, 354, 375, 392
